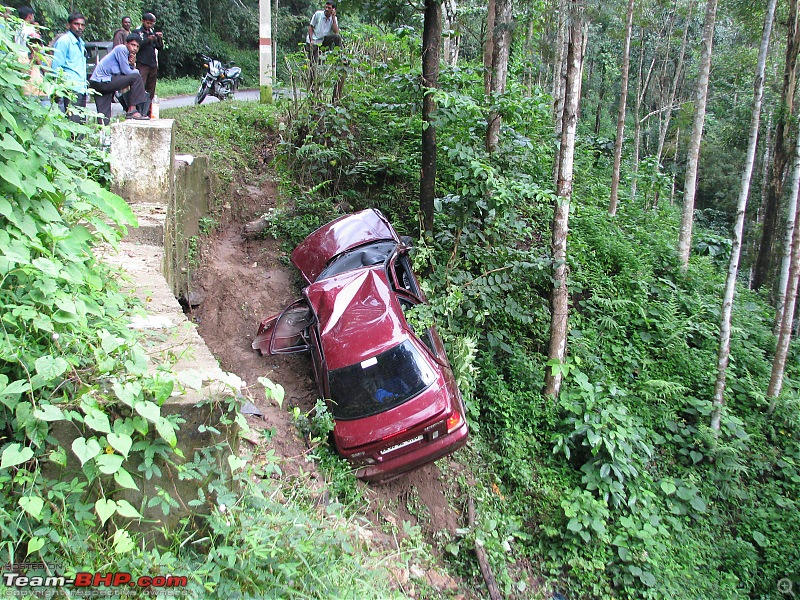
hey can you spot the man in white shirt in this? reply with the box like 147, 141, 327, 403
306, 1, 341, 83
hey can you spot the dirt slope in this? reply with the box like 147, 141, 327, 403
187, 179, 472, 595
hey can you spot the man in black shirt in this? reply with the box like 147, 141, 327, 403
133, 12, 163, 107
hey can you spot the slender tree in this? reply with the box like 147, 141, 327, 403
420, 0, 441, 234
776, 135, 800, 332
654, 0, 693, 188
486, 0, 513, 152
630, 28, 657, 201
483, 0, 497, 95
608, 0, 636, 216
677, 0, 718, 267
443, 0, 460, 67
544, 0, 585, 399
710, 0, 776, 431
768, 186, 800, 409
753, 0, 800, 291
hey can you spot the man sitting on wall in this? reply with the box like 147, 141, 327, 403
89, 34, 149, 124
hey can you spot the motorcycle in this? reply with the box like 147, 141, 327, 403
195, 53, 242, 105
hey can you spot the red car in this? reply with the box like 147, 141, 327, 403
253, 209, 468, 482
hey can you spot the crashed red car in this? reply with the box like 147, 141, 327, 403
253, 209, 468, 482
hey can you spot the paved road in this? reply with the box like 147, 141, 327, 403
109, 88, 261, 118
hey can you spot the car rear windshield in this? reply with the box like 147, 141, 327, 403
328, 340, 437, 420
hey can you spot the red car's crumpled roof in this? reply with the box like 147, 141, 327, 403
292, 209, 400, 284
304, 265, 406, 370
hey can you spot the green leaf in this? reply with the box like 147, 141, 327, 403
259, 377, 286, 408
19, 495, 44, 519
228, 455, 247, 472
156, 417, 177, 447
96, 454, 124, 475
33, 404, 65, 421
26, 537, 45, 556
177, 369, 205, 391
95, 498, 117, 525
33, 355, 70, 382
1, 443, 34, 469
659, 479, 677, 495
84, 410, 111, 434
640, 571, 657, 587
112, 529, 135, 554
752, 531, 769, 547
115, 499, 142, 519
566, 518, 582, 532
114, 467, 138, 490
72, 437, 101, 466
135, 400, 160, 423
106, 433, 132, 458
690, 496, 707, 512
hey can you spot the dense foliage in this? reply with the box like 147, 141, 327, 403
0, 21, 406, 598
277, 24, 800, 599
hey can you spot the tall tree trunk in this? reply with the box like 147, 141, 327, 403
594, 61, 605, 135
420, 0, 441, 234
655, 0, 693, 171
710, 0, 776, 431
443, 0, 460, 67
768, 193, 800, 408
544, 0, 585, 399
486, 0, 513, 152
750, 112, 774, 287
552, 0, 569, 185
753, 0, 800, 291
775, 122, 800, 334
483, 0, 496, 96
677, 0, 718, 268
631, 30, 657, 202
608, 0, 636, 216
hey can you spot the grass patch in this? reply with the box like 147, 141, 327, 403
168, 100, 280, 187
157, 76, 202, 98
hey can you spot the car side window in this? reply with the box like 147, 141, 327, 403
389, 253, 422, 299
270, 299, 314, 354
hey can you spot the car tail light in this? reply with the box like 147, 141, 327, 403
446, 412, 462, 433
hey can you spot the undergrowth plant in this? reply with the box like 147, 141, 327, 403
272, 22, 800, 598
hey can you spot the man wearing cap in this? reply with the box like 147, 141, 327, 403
133, 12, 163, 104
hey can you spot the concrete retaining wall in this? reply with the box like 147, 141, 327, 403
63, 119, 240, 543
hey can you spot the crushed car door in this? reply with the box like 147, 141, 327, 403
252, 299, 314, 355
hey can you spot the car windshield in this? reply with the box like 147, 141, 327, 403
328, 340, 437, 420
317, 241, 396, 281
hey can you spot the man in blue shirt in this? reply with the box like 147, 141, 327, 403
51, 13, 88, 122
89, 34, 149, 124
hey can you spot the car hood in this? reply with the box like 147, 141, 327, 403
291, 209, 399, 284
333, 378, 451, 450
305, 266, 405, 370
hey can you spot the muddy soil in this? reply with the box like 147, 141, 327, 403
188, 179, 471, 588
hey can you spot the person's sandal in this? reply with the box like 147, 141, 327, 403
126, 111, 149, 120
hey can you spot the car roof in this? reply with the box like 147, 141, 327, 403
291, 209, 400, 284
304, 264, 408, 370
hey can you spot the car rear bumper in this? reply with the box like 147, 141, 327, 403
354, 421, 468, 483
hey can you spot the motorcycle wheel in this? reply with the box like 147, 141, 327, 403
195, 82, 209, 105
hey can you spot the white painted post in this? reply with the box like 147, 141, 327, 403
259, 0, 274, 103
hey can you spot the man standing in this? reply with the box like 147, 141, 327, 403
112, 16, 132, 47
90, 35, 149, 124
133, 12, 163, 106
51, 13, 88, 122
306, 1, 341, 62
14, 6, 36, 48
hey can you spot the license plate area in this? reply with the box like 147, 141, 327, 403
380, 434, 423, 455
